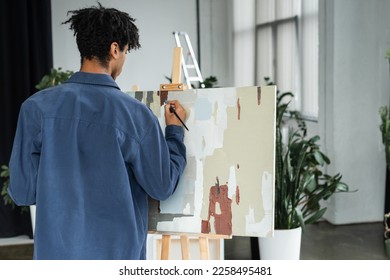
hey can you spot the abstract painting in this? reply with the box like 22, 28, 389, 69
126, 86, 276, 237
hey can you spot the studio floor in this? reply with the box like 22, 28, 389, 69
225, 221, 388, 260
0, 221, 388, 260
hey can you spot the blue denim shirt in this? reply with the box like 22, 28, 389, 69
8, 72, 186, 259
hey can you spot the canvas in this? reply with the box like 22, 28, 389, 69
126, 86, 276, 237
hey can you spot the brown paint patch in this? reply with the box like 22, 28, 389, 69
237, 98, 241, 120
235, 186, 240, 205
257, 87, 261, 106
201, 220, 210, 233
158, 91, 168, 106
202, 177, 233, 235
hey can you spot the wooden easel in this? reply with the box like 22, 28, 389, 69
160, 46, 186, 91
151, 231, 231, 260
155, 47, 231, 260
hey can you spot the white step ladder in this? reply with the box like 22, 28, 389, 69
173, 31, 204, 88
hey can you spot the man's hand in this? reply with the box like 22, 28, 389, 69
165, 100, 187, 128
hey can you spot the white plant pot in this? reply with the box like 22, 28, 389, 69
30, 205, 36, 237
258, 227, 302, 260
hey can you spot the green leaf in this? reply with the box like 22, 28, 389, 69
335, 181, 349, 192
303, 174, 316, 193
294, 207, 305, 229
313, 151, 325, 165
35, 68, 74, 90
304, 207, 327, 225
202, 76, 218, 88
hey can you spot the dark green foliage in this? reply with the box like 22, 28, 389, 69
1, 165, 28, 213
266, 77, 349, 230
164, 75, 218, 89
202, 76, 218, 88
35, 67, 74, 90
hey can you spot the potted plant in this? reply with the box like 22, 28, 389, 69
1, 67, 74, 234
259, 78, 349, 259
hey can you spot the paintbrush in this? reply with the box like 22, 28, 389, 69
169, 105, 189, 131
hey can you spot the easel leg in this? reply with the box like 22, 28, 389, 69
172, 47, 182, 84
199, 236, 210, 260
180, 235, 191, 260
161, 235, 171, 260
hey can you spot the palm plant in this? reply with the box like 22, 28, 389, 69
267, 77, 349, 230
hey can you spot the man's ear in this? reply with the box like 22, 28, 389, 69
110, 42, 120, 59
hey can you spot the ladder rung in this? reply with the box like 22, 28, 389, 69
187, 77, 203, 82
185, 65, 196, 69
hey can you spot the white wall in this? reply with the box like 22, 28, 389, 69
51, 0, 232, 91
321, 0, 390, 224
198, 0, 234, 87
52, 0, 197, 91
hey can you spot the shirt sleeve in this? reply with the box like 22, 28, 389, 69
130, 120, 186, 201
8, 100, 42, 206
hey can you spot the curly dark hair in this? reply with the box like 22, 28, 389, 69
62, 2, 141, 67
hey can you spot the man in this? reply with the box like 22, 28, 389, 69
8, 3, 187, 260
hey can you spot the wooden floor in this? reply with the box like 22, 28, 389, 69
0, 243, 33, 260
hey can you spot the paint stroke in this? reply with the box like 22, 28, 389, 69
237, 98, 241, 120
195, 98, 212, 120
202, 177, 233, 235
158, 91, 168, 106
245, 171, 273, 236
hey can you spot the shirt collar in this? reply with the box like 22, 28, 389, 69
65, 72, 121, 90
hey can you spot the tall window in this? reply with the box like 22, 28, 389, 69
234, 0, 319, 119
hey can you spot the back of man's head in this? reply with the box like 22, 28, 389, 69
63, 2, 141, 67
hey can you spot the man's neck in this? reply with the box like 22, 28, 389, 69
80, 58, 110, 75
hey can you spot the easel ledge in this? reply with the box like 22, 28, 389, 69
148, 231, 232, 240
